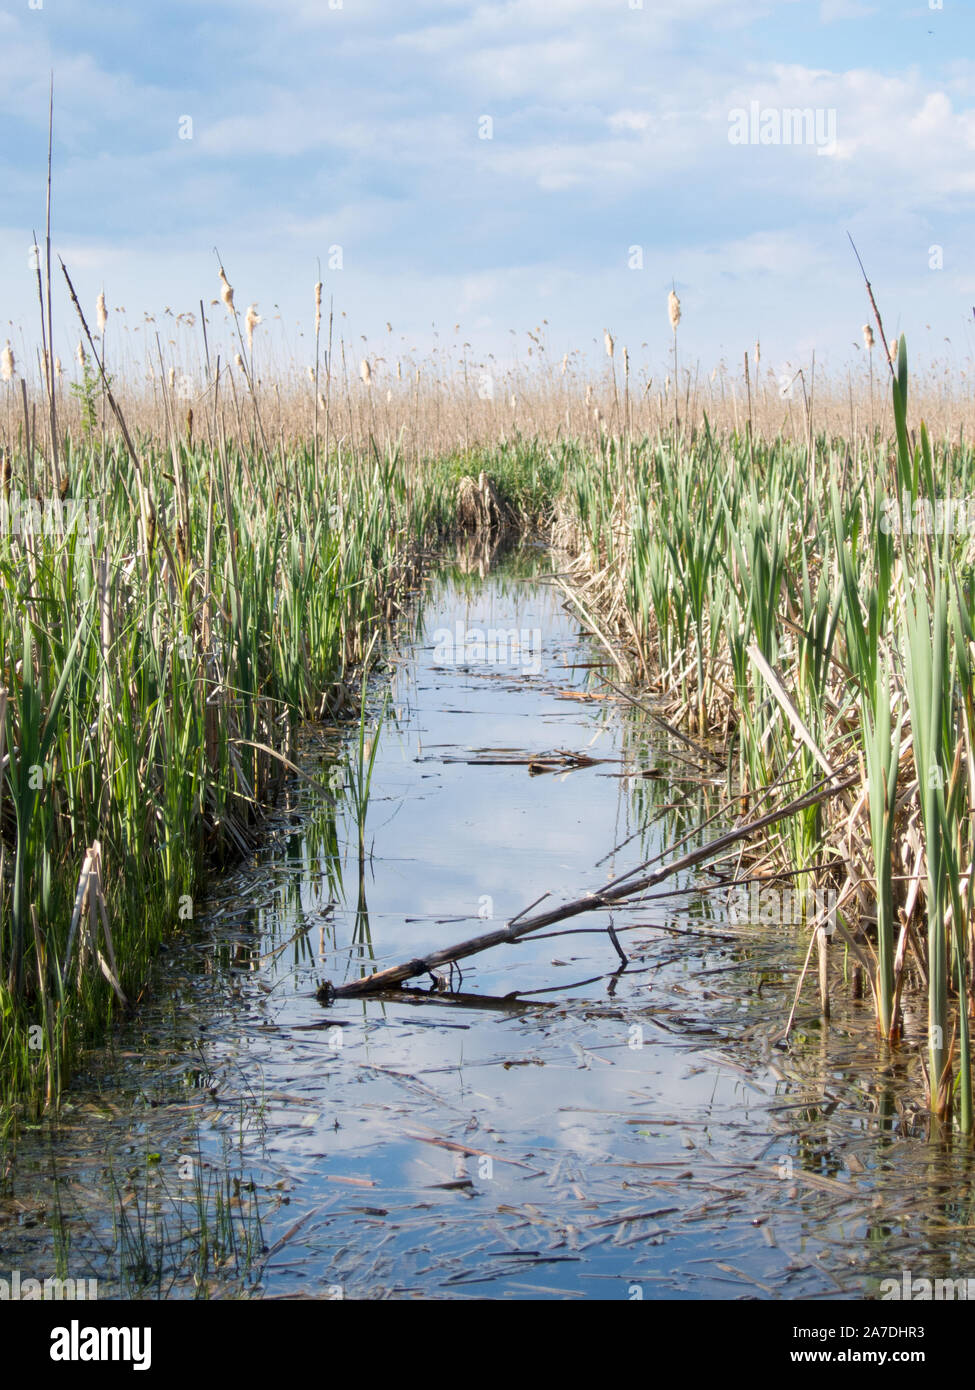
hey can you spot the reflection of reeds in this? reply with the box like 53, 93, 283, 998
347, 645, 388, 851
110, 1142, 265, 1298
337, 664, 387, 978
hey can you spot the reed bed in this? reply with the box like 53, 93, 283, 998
3, 267, 975, 1138
6, 315, 975, 463
0, 376, 477, 1117
556, 340, 975, 1131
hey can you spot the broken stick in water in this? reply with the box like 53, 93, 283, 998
317, 768, 859, 1001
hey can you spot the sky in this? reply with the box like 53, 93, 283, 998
1, 0, 975, 384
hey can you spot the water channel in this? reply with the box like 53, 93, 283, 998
3, 545, 974, 1300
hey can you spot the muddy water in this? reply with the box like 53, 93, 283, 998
4, 546, 975, 1300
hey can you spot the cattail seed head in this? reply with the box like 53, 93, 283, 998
218, 267, 234, 313
623, 346, 630, 377
863, 323, 875, 351
54, 357, 62, 378
604, 329, 614, 359
234, 352, 244, 370
96, 291, 108, 336
76, 341, 86, 368
0, 343, 13, 381
889, 334, 899, 363
307, 366, 315, 383
168, 366, 176, 389
314, 280, 323, 335
561, 352, 568, 374
360, 358, 372, 385
668, 290, 681, 332
246, 303, 261, 351
754, 340, 760, 368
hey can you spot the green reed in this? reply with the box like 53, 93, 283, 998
0, 430, 465, 1114
559, 342, 975, 1128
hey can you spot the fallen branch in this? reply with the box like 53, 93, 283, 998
318, 770, 859, 1000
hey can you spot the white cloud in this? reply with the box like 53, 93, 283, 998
0, 0, 972, 377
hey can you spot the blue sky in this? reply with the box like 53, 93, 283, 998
2, 0, 975, 383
